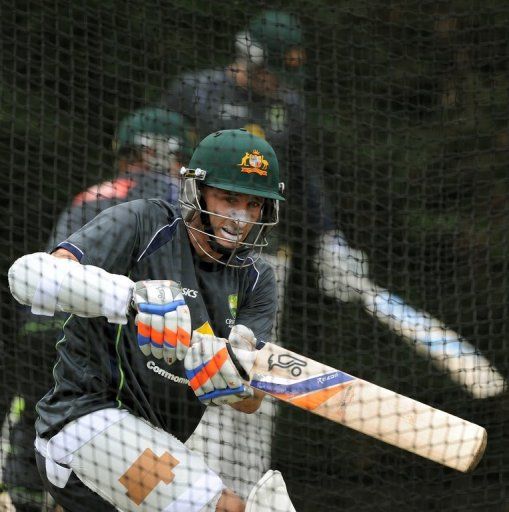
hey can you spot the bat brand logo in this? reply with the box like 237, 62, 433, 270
157, 286, 166, 301
317, 372, 339, 385
268, 353, 307, 377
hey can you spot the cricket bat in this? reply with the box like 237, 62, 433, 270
230, 342, 487, 473
360, 286, 507, 399
317, 233, 507, 399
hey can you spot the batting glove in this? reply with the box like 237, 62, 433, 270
133, 280, 191, 365
317, 230, 371, 303
184, 332, 254, 406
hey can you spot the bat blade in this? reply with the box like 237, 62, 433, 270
248, 343, 487, 473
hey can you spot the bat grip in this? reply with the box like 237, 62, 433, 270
226, 342, 251, 382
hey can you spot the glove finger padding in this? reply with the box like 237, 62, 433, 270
149, 312, 165, 359
176, 305, 191, 360
162, 310, 178, 364
161, 301, 191, 365
184, 332, 251, 406
134, 280, 191, 365
187, 342, 216, 397
136, 312, 154, 357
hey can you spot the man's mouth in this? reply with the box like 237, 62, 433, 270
220, 225, 243, 241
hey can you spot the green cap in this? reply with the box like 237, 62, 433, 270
189, 129, 284, 201
248, 10, 302, 56
113, 107, 195, 158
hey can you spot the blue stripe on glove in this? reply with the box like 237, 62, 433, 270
137, 299, 186, 316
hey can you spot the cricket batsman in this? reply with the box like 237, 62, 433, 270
8, 129, 297, 512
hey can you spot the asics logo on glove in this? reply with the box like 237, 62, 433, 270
133, 280, 192, 365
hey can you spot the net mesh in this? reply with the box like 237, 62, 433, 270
1, 1, 508, 511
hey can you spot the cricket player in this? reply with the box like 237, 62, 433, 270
1, 106, 196, 512
8, 129, 297, 511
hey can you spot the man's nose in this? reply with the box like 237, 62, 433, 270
228, 209, 251, 226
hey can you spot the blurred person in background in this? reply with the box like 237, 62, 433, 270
1, 107, 196, 512
163, 10, 320, 499
162, 8, 505, 500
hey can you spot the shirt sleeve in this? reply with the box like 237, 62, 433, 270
236, 261, 278, 344
46, 205, 84, 251
56, 200, 148, 274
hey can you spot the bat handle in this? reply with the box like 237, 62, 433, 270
226, 342, 251, 382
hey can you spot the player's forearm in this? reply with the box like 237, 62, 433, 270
8, 251, 135, 324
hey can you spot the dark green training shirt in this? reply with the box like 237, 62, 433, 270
36, 198, 277, 442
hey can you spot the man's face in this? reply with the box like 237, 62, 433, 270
200, 186, 265, 249
284, 46, 306, 69
138, 134, 186, 177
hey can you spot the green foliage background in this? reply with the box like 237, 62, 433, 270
0, 1, 508, 510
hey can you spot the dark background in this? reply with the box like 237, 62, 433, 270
0, 0, 508, 510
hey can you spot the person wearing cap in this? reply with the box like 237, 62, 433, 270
8, 129, 298, 511
1, 107, 196, 512
48, 106, 196, 248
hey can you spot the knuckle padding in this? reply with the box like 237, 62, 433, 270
138, 299, 186, 315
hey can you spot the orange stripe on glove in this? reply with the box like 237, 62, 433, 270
189, 347, 229, 391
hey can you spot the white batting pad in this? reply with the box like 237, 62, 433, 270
40, 409, 224, 511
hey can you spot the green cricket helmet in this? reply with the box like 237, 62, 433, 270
235, 10, 305, 83
179, 128, 285, 266
113, 107, 196, 173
